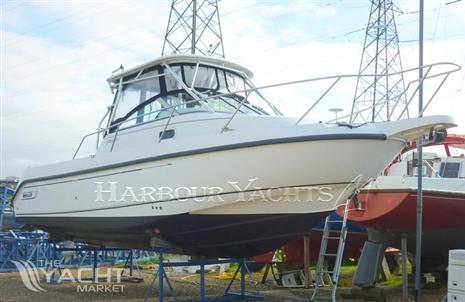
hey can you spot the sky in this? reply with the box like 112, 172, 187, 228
1, 0, 465, 178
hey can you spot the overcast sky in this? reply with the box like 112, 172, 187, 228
2, 0, 465, 178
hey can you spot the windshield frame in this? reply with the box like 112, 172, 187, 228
108, 62, 276, 132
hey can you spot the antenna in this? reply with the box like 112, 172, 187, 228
350, 0, 409, 123
329, 108, 344, 122
162, 0, 225, 58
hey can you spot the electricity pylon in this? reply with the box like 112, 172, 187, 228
162, 0, 225, 58
350, 0, 409, 123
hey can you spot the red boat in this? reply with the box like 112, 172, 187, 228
339, 134, 465, 271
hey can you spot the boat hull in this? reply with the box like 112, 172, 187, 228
343, 185, 465, 261
349, 190, 465, 230
15, 136, 403, 257
14, 114, 456, 257
15, 136, 401, 216
19, 212, 331, 258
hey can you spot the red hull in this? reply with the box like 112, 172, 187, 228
337, 190, 465, 259
342, 190, 465, 230
333, 134, 465, 264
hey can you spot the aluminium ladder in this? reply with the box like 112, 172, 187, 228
311, 199, 351, 301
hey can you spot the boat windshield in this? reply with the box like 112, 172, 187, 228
110, 63, 270, 130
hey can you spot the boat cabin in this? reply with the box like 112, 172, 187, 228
105, 55, 280, 133
387, 134, 465, 178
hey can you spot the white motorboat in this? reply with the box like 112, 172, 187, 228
12, 54, 457, 257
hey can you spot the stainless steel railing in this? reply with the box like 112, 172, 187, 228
73, 62, 460, 159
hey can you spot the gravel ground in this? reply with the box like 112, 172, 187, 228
0, 267, 446, 302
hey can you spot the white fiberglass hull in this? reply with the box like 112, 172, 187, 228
12, 114, 455, 256
16, 138, 402, 217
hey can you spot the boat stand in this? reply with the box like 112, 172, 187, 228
0, 231, 52, 271
46, 245, 141, 284
144, 250, 263, 302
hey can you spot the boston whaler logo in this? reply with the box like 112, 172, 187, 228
11, 260, 46, 292
11, 260, 125, 293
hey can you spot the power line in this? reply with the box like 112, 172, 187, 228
400, 31, 465, 43
5, 7, 90, 41
4, 0, 465, 84
8, 23, 161, 69
446, 0, 463, 5
2, 33, 163, 100
431, 0, 443, 52
5, 6, 109, 46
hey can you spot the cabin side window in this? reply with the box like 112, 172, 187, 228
112, 73, 162, 128
225, 71, 244, 93
165, 66, 183, 92
439, 162, 461, 178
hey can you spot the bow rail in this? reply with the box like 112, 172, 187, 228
73, 62, 460, 159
